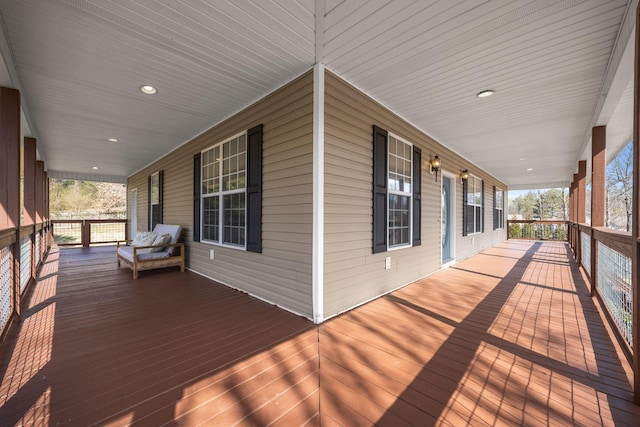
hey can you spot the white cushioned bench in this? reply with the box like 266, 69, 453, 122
117, 224, 185, 279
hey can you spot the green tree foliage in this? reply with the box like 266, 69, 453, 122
49, 179, 126, 218
509, 189, 568, 220
508, 188, 568, 240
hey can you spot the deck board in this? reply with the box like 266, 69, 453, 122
1, 240, 639, 426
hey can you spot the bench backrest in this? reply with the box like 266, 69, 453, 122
153, 224, 182, 254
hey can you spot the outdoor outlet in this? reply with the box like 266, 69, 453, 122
472, 237, 475, 245
210, 249, 215, 260
385, 256, 391, 270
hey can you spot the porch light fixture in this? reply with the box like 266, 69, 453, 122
476, 89, 494, 98
91, 166, 99, 170
140, 85, 158, 95
429, 155, 441, 182
107, 138, 119, 143
460, 169, 469, 183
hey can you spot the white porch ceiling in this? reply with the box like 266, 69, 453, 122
0, 0, 635, 188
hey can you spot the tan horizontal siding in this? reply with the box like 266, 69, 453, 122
128, 71, 314, 318
323, 70, 507, 318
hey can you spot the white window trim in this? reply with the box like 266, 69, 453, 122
201, 130, 248, 250
387, 132, 413, 251
467, 174, 483, 236
495, 187, 505, 230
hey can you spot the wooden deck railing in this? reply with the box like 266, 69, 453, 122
0, 223, 51, 341
52, 219, 128, 247
570, 222, 634, 361
507, 219, 633, 361
507, 219, 569, 241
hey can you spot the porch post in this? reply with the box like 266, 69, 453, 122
577, 160, 586, 224
575, 178, 579, 250
631, 1, 640, 404
44, 171, 50, 249
569, 178, 575, 251
577, 160, 587, 265
36, 160, 44, 261
24, 137, 36, 282
0, 87, 21, 318
591, 126, 606, 296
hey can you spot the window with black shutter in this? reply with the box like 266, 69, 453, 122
494, 186, 504, 230
195, 125, 262, 252
372, 125, 421, 252
463, 173, 483, 235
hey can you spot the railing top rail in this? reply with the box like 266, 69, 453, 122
507, 219, 568, 224
52, 219, 126, 223
0, 228, 16, 248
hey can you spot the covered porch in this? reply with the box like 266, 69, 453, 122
1, 240, 638, 426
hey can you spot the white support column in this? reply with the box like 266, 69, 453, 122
312, 63, 325, 324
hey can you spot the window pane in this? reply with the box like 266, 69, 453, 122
466, 207, 475, 234
202, 196, 219, 242
388, 194, 410, 248
388, 137, 412, 196
151, 173, 160, 205
387, 135, 413, 248
202, 133, 248, 248
223, 193, 245, 246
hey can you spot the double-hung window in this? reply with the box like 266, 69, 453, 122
494, 187, 504, 230
464, 174, 483, 235
201, 133, 247, 248
148, 170, 163, 230
388, 135, 413, 249
372, 125, 421, 253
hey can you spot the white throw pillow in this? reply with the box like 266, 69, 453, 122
132, 231, 157, 247
150, 233, 171, 253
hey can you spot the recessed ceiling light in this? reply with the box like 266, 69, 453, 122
140, 85, 157, 95
107, 138, 119, 143
91, 166, 99, 170
526, 168, 533, 171
476, 89, 495, 98
519, 157, 527, 161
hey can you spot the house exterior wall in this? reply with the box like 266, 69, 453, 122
127, 68, 507, 322
323, 71, 507, 318
128, 71, 314, 318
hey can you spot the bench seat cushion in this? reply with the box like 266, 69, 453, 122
117, 245, 171, 262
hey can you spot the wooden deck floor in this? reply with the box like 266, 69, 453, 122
1, 240, 639, 426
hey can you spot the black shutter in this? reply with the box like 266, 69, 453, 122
493, 185, 498, 230
157, 170, 164, 228
246, 124, 263, 253
193, 154, 201, 242
147, 175, 152, 231
412, 146, 421, 246
462, 178, 468, 236
372, 125, 388, 253
481, 180, 485, 233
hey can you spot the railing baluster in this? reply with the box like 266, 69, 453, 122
506, 220, 568, 241
52, 219, 127, 247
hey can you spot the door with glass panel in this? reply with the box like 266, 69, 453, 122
441, 176, 452, 264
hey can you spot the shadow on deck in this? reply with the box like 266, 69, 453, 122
0, 240, 638, 425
